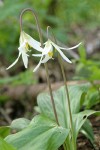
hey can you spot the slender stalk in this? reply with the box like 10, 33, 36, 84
19, 8, 59, 125
58, 56, 76, 150
47, 26, 76, 150
20, 8, 43, 46
63, 143, 67, 150
65, 141, 69, 150
44, 63, 59, 125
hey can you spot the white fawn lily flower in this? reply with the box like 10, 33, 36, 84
32, 39, 82, 72
6, 31, 43, 70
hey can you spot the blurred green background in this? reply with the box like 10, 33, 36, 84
0, 0, 100, 61
0, 0, 100, 84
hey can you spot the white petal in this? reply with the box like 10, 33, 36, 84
19, 41, 26, 48
41, 54, 51, 63
32, 54, 42, 57
22, 31, 43, 52
43, 40, 53, 55
58, 42, 82, 51
22, 52, 29, 68
33, 55, 43, 72
51, 42, 72, 63
18, 44, 29, 58
18, 43, 26, 52
6, 52, 21, 70
19, 31, 24, 45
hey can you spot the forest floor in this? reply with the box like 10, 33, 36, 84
0, 60, 100, 150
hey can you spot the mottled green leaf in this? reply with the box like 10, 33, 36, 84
37, 84, 89, 128
72, 110, 98, 139
5, 115, 69, 150
11, 118, 30, 131
81, 119, 94, 145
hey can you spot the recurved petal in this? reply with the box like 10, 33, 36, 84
43, 40, 53, 55
22, 52, 29, 68
6, 52, 21, 70
22, 31, 43, 52
33, 55, 43, 72
51, 42, 72, 63
19, 31, 25, 45
41, 54, 51, 63
32, 54, 42, 57
18, 42, 26, 51
58, 42, 82, 51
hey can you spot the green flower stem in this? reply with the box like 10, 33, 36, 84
65, 141, 69, 150
20, 8, 59, 126
20, 8, 43, 45
47, 26, 76, 150
63, 143, 67, 150
65, 135, 71, 150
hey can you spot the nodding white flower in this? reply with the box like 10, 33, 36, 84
32, 39, 82, 72
6, 31, 43, 70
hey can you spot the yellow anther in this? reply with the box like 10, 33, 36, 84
25, 42, 29, 49
25, 42, 31, 52
48, 51, 53, 57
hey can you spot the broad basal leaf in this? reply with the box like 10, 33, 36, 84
37, 84, 100, 148
5, 115, 69, 150
81, 119, 94, 146
72, 110, 99, 139
11, 118, 30, 131
37, 84, 89, 128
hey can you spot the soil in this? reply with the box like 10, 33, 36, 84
77, 116, 100, 150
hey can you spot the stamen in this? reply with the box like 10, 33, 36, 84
25, 42, 31, 52
25, 42, 29, 49
48, 51, 53, 57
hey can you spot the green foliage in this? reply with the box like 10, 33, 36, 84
37, 84, 99, 149
75, 59, 100, 81
0, 0, 100, 62
0, 1, 100, 149
38, 84, 89, 121
0, 138, 16, 150
0, 0, 27, 21
75, 45, 100, 81
5, 115, 69, 150
74, 45, 100, 108
0, 69, 37, 103
1, 84, 99, 150
11, 118, 30, 131
0, 126, 10, 138
0, 69, 37, 86
84, 86, 100, 109
80, 119, 94, 145
0, 0, 28, 61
